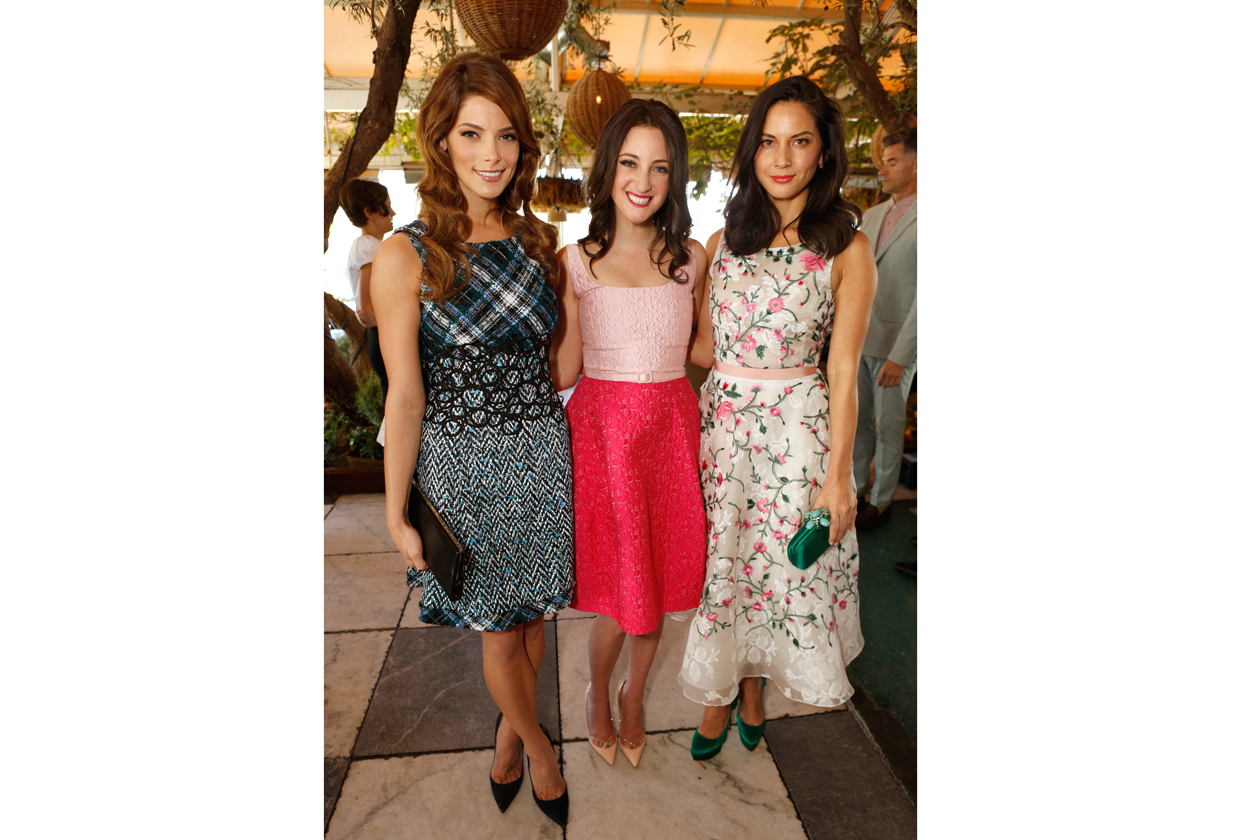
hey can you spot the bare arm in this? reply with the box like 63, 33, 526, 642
372, 233, 428, 569
549, 248, 584, 391
357, 262, 377, 327
687, 230, 722, 369
814, 231, 878, 542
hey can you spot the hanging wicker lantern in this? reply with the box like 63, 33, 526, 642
452, 0, 567, 62
566, 68, 631, 149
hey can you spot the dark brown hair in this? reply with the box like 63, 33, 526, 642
724, 75, 862, 258
579, 98, 692, 283
412, 52, 558, 303
882, 126, 916, 157
338, 178, 391, 228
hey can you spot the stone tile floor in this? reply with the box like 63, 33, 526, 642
325, 493, 916, 838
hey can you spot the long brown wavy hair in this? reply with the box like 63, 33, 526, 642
724, 75, 862, 258
579, 98, 693, 283
413, 52, 558, 303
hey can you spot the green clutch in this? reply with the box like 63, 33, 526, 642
787, 508, 832, 570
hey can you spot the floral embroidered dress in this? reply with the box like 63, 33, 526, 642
678, 235, 863, 708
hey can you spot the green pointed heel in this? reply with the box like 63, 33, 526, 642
690, 703, 735, 761
736, 678, 767, 750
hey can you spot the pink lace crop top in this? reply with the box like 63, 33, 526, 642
565, 243, 697, 382
708, 235, 835, 369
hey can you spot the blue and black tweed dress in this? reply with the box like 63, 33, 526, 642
399, 220, 575, 630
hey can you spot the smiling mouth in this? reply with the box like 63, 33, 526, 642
771, 175, 794, 184
626, 191, 652, 207
474, 169, 505, 181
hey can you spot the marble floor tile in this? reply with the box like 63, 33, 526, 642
556, 606, 598, 620
326, 630, 395, 757
334, 492, 387, 505
564, 730, 808, 840
354, 624, 560, 757
326, 752, 562, 840
325, 503, 395, 555
326, 553, 410, 632
557, 613, 831, 741
766, 712, 916, 840
325, 756, 350, 831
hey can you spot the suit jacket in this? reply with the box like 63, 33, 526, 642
858, 198, 916, 365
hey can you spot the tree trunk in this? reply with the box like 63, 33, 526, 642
323, 0, 424, 252
838, 0, 909, 135
325, 292, 375, 382
325, 319, 363, 420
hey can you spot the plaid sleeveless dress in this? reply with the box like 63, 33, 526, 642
398, 221, 575, 630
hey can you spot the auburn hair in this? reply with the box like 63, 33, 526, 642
724, 75, 862, 259
579, 98, 693, 283
413, 52, 557, 302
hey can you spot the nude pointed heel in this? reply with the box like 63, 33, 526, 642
615, 679, 647, 768
585, 683, 617, 766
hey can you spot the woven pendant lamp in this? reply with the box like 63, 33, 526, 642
452, 0, 567, 62
565, 67, 630, 149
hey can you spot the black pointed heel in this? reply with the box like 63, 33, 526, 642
528, 724, 568, 827
489, 712, 523, 813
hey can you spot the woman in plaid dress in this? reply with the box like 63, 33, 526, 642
373, 53, 576, 826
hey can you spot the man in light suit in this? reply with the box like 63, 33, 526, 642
853, 127, 916, 532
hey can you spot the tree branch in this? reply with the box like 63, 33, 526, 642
323, 0, 424, 251
837, 0, 907, 134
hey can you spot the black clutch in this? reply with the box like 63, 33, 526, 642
406, 479, 470, 601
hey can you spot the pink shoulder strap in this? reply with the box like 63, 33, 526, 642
565, 244, 593, 296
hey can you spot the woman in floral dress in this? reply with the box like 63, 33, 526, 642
680, 76, 878, 759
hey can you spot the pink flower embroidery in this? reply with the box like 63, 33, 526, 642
767, 297, 785, 313
775, 454, 786, 464
773, 530, 784, 540
716, 401, 734, 420
745, 301, 757, 313
799, 252, 826, 272
706, 613, 717, 621
839, 599, 847, 610
753, 540, 767, 553
770, 406, 781, 417
742, 563, 753, 575
783, 385, 794, 395
744, 585, 752, 597
753, 602, 763, 611
741, 335, 757, 351
756, 497, 770, 512
752, 444, 762, 454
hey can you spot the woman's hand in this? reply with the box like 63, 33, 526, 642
389, 519, 428, 571
811, 478, 857, 544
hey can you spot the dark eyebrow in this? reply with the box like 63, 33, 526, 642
761, 131, 815, 139
619, 152, 640, 159
456, 122, 483, 131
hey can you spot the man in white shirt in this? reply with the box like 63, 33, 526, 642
339, 178, 396, 395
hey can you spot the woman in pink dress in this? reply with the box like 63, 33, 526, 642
552, 99, 707, 768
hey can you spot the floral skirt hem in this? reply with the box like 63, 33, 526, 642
677, 652, 862, 708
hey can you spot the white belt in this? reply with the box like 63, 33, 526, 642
585, 367, 686, 383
